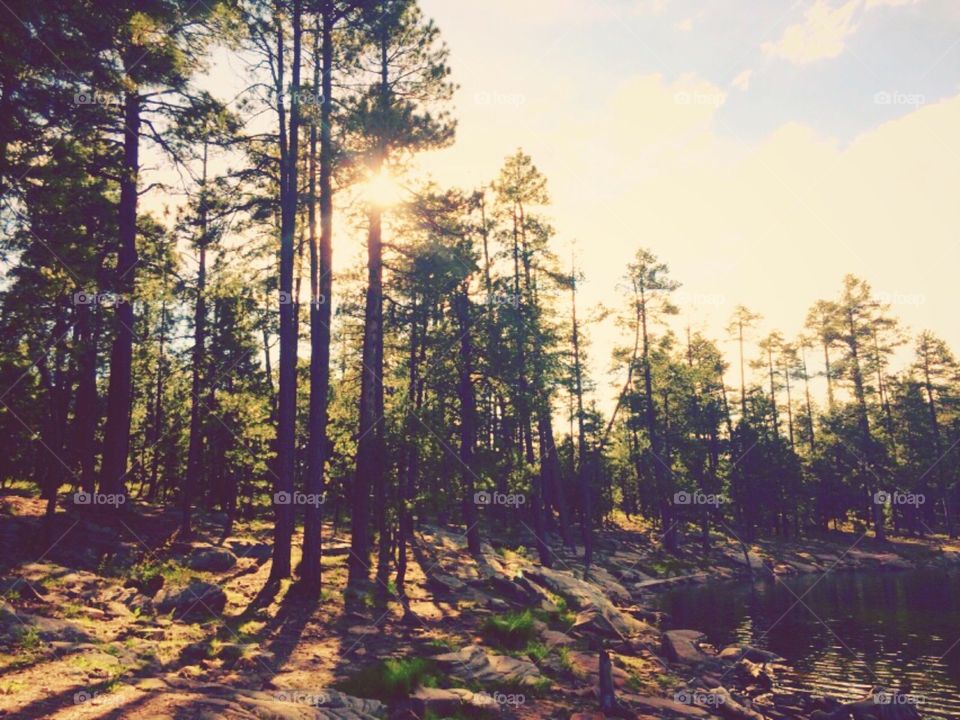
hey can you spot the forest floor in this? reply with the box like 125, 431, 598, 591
1, 487, 959, 720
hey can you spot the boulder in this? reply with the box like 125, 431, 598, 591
661, 630, 713, 664
226, 538, 273, 561
186, 546, 238, 572
155, 581, 227, 618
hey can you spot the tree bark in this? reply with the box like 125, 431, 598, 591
99, 89, 140, 499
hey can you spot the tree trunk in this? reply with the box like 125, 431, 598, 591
570, 266, 593, 567
99, 89, 140, 499
183, 141, 209, 539
454, 287, 482, 555
302, 7, 334, 597
270, 0, 302, 581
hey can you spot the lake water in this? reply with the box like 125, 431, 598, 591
656, 568, 960, 719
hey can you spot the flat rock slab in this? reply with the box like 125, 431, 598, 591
410, 686, 500, 715
0, 607, 92, 641
541, 629, 576, 647
662, 630, 713, 665
145, 677, 385, 719
619, 693, 710, 717
431, 645, 544, 687
633, 574, 708, 591
528, 566, 653, 639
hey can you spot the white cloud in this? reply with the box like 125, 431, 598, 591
762, 0, 861, 65
675, 17, 694, 32
761, 0, 920, 65
731, 69, 753, 91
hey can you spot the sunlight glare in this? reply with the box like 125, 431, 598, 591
361, 168, 404, 208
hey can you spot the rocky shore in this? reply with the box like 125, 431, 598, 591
1, 496, 956, 718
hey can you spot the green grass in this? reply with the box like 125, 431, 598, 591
534, 594, 576, 628
126, 559, 192, 589
426, 636, 458, 652
482, 609, 537, 650
555, 646, 576, 674
12, 626, 40, 651
337, 657, 439, 701
520, 640, 549, 662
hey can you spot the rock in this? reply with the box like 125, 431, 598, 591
488, 597, 510, 612
226, 537, 273, 561
127, 573, 165, 597
726, 548, 766, 570
431, 645, 544, 687
410, 687, 499, 716
737, 658, 774, 689
661, 630, 713, 664
152, 677, 385, 719
582, 565, 633, 602
541, 629, 576, 647
347, 625, 380, 636
718, 644, 785, 663
429, 573, 466, 593
0, 578, 47, 601
566, 650, 631, 689
569, 714, 606, 720
528, 566, 653, 639
155, 581, 227, 618
105, 600, 134, 619
3, 610, 91, 641
633, 573, 708, 591
186, 546, 238, 572
619, 693, 710, 717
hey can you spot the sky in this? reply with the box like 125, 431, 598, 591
163, 0, 960, 413
399, 0, 960, 407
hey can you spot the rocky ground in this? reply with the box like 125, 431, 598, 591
1, 488, 957, 720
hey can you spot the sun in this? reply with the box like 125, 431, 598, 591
361, 167, 404, 208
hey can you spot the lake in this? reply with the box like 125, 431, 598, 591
656, 568, 960, 719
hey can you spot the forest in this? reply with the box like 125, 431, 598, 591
1, 1, 958, 719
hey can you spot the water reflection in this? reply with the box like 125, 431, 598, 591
658, 569, 960, 719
